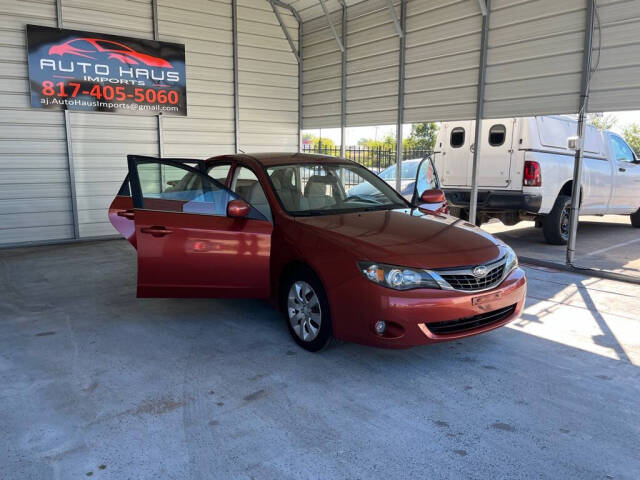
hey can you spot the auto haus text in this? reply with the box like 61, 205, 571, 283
39, 58, 180, 86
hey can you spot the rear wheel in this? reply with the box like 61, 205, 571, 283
542, 195, 572, 245
631, 209, 640, 228
282, 268, 333, 352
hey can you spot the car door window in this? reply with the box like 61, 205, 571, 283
415, 158, 438, 197
133, 159, 266, 220
208, 164, 231, 184
612, 136, 635, 163
231, 166, 272, 222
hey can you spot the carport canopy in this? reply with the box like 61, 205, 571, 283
271, 0, 640, 269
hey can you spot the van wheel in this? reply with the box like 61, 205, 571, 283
631, 209, 640, 228
281, 268, 333, 352
542, 195, 572, 245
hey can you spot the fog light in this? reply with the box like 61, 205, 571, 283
375, 321, 386, 334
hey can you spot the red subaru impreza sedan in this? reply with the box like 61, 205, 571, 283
109, 153, 526, 351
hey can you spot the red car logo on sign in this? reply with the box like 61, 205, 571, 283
48, 37, 173, 68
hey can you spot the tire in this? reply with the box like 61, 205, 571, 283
281, 267, 333, 352
632, 209, 640, 228
542, 195, 572, 245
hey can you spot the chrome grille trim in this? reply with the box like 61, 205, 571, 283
428, 256, 508, 292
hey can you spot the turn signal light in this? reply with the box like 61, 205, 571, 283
523, 161, 541, 186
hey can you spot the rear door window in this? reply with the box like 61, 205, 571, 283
488, 124, 506, 146
450, 127, 465, 148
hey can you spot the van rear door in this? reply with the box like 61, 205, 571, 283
477, 118, 517, 188
439, 121, 473, 187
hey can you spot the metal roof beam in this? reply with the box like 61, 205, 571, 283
318, 0, 345, 52
269, 0, 300, 63
477, 0, 487, 16
386, 0, 404, 38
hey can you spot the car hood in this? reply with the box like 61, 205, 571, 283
294, 209, 503, 269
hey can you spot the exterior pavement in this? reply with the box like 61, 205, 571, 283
1, 239, 639, 480
483, 214, 640, 278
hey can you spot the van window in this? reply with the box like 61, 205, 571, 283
489, 124, 506, 146
450, 128, 465, 148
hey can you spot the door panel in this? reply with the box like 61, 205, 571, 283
440, 122, 472, 187
477, 119, 515, 188
135, 209, 272, 298
609, 134, 639, 212
127, 155, 272, 298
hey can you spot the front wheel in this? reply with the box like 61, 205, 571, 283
542, 195, 572, 245
282, 269, 333, 352
631, 209, 640, 228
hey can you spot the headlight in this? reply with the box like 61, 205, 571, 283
504, 245, 518, 274
357, 261, 441, 290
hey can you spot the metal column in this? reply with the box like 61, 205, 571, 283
340, 3, 347, 158
152, 0, 164, 158
394, 0, 407, 193
56, 0, 80, 239
232, 0, 240, 153
566, 0, 596, 265
468, 0, 490, 225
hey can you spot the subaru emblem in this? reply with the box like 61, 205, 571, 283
472, 265, 489, 278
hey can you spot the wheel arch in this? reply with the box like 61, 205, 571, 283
276, 260, 322, 311
557, 180, 583, 206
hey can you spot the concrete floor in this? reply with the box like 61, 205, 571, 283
1, 239, 639, 480
483, 215, 640, 277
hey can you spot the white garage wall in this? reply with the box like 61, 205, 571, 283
301, 6, 342, 128
237, 0, 299, 152
483, 0, 587, 118
159, 0, 235, 158
404, 0, 482, 123
0, 0, 74, 244
588, 0, 640, 112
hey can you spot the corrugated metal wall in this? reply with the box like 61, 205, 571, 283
483, 0, 587, 118
404, 0, 482, 123
0, 1, 74, 244
588, 0, 640, 112
301, 5, 342, 128
62, 0, 159, 238
237, 0, 299, 151
0, 0, 299, 246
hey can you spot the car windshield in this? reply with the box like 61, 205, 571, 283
378, 160, 420, 180
266, 163, 407, 216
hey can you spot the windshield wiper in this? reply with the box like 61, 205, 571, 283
343, 194, 381, 205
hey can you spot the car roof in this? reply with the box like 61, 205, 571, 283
205, 152, 356, 168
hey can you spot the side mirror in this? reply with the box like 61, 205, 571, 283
420, 189, 446, 204
227, 199, 250, 218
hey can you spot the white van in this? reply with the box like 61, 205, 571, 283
433, 116, 640, 244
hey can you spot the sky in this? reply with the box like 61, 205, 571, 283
303, 111, 640, 146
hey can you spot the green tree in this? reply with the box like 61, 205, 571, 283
623, 123, 640, 156
587, 113, 617, 130
403, 122, 439, 151
307, 136, 336, 149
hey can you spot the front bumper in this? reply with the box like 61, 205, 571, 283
444, 189, 542, 213
327, 267, 526, 348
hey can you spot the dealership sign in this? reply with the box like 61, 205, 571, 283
26, 25, 187, 116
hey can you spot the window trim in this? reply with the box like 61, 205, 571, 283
450, 127, 465, 148
488, 124, 507, 147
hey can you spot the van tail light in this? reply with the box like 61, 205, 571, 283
523, 161, 541, 186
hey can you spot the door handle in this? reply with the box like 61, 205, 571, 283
619, 167, 627, 172
140, 226, 173, 237
117, 209, 135, 220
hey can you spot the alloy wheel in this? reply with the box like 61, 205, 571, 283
287, 281, 322, 342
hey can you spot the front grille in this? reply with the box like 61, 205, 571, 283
425, 304, 517, 335
439, 263, 505, 291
